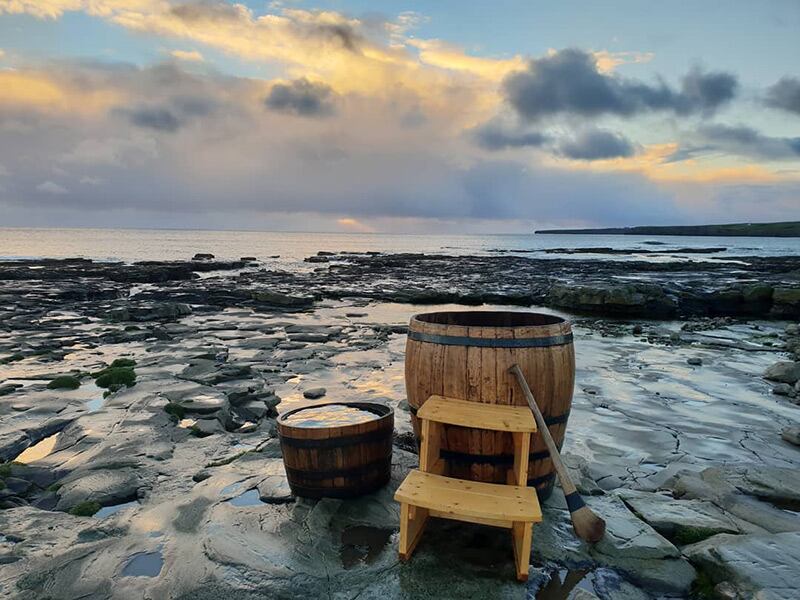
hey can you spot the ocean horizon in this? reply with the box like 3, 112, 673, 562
3, 226, 799, 264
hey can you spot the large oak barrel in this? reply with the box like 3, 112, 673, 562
405, 311, 575, 500
277, 402, 393, 498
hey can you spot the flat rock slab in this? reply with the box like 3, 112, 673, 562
720, 465, 800, 505
617, 489, 740, 543
534, 495, 695, 593
256, 461, 294, 503
56, 468, 140, 511
683, 532, 800, 600
179, 393, 229, 414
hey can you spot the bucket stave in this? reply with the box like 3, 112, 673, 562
277, 402, 394, 498
404, 311, 575, 500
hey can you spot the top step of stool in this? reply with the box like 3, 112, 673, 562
417, 395, 536, 433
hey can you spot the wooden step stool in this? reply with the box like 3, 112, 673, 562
394, 395, 542, 581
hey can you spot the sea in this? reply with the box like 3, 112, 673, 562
1, 227, 798, 267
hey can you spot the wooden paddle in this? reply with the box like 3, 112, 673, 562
510, 364, 606, 543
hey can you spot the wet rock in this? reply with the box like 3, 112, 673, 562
288, 333, 329, 342
771, 383, 796, 397
720, 465, 800, 508
192, 418, 225, 436
107, 302, 192, 322
763, 360, 800, 384
687, 357, 703, 366
547, 282, 677, 317
771, 287, 800, 317
250, 290, 314, 308
179, 360, 254, 385
616, 489, 740, 543
56, 468, 141, 512
682, 532, 800, 600
535, 495, 695, 593
192, 470, 212, 483
236, 421, 258, 433
664, 467, 800, 534
303, 387, 327, 399
562, 453, 604, 496
235, 401, 270, 421
256, 461, 294, 504
192, 253, 215, 260
0, 383, 22, 396
179, 392, 229, 415
781, 426, 800, 446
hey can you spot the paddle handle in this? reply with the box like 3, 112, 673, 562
510, 364, 578, 497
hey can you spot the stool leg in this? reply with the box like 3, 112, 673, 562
511, 521, 533, 582
420, 419, 443, 474
399, 502, 428, 561
509, 432, 531, 486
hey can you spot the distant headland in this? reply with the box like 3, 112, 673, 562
535, 221, 800, 238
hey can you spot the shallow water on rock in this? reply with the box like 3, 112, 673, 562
534, 568, 594, 599
283, 404, 380, 428
340, 526, 394, 569
121, 551, 163, 577
227, 489, 263, 507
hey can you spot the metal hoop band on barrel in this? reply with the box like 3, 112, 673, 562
407, 330, 573, 348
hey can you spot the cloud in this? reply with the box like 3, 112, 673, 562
119, 105, 182, 132
472, 120, 549, 150
408, 39, 524, 81
170, 49, 204, 62
265, 78, 335, 116
764, 76, 800, 116
557, 128, 636, 160
502, 49, 737, 121
669, 124, 800, 162
0, 0, 81, 19
591, 50, 654, 73
36, 180, 68, 194
472, 120, 634, 161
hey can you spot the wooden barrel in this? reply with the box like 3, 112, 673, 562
277, 402, 394, 498
405, 311, 575, 500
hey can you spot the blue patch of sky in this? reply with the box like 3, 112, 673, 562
0, 11, 283, 80
250, 0, 799, 86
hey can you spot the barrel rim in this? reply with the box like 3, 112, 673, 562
277, 401, 394, 435
409, 310, 571, 338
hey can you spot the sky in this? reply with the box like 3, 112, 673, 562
0, 1, 798, 233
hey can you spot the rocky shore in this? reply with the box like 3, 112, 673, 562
1, 253, 799, 599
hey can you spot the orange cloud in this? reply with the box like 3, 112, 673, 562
592, 50, 654, 73
551, 142, 795, 185
0, 70, 123, 115
170, 49, 204, 62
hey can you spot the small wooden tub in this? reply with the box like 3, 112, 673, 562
405, 311, 575, 500
277, 402, 394, 499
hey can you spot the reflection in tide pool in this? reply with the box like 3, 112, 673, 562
283, 404, 380, 428
227, 489, 263, 507
15, 433, 59, 463
121, 550, 163, 577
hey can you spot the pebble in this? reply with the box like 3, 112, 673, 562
303, 387, 327, 399
781, 426, 800, 446
772, 383, 796, 397
687, 357, 703, 366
